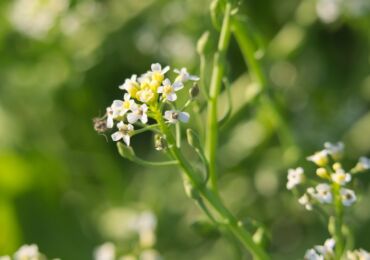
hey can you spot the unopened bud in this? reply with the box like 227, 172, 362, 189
189, 83, 200, 99
316, 168, 329, 179
333, 162, 342, 171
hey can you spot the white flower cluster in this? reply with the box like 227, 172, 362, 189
95, 211, 161, 260
287, 142, 369, 211
104, 63, 199, 146
304, 238, 335, 260
304, 238, 370, 260
0, 244, 55, 260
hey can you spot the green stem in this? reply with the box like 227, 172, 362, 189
333, 183, 344, 258
153, 110, 268, 259
205, 3, 232, 192
232, 17, 296, 151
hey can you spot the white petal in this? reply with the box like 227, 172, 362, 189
157, 87, 164, 93
141, 114, 148, 124
124, 93, 130, 101
164, 111, 173, 121
174, 68, 180, 74
117, 121, 125, 129
127, 124, 134, 131
127, 113, 140, 124
179, 112, 190, 123
166, 92, 177, 101
112, 100, 123, 108
111, 131, 123, 141
162, 65, 170, 74
189, 75, 200, 81
163, 78, 171, 86
173, 81, 184, 91
151, 63, 161, 72
106, 117, 114, 128
123, 134, 131, 146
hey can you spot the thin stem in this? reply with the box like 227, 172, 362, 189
152, 106, 268, 259
205, 2, 233, 192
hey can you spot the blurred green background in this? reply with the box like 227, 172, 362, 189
0, 0, 369, 259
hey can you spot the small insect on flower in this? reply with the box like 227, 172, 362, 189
331, 168, 351, 186
164, 110, 190, 124
307, 150, 329, 167
111, 122, 134, 146
286, 167, 305, 190
340, 188, 357, 207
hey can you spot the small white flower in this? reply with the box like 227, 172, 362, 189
111, 122, 134, 146
299, 193, 313, 211
324, 142, 344, 160
94, 242, 116, 260
307, 150, 329, 166
174, 67, 200, 83
157, 78, 183, 101
308, 184, 332, 204
127, 104, 148, 124
347, 249, 370, 260
111, 94, 137, 117
150, 63, 170, 83
151, 63, 170, 75
331, 169, 351, 185
139, 249, 162, 260
340, 188, 357, 207
14, 244, 39, 260
315, 238, 335, 257
287, 167, 305, 190
164, 110, 189, 124
304, 249, 323, 260
354, 157, 370, 172
119, 74, 140, 97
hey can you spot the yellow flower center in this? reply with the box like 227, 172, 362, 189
152, 72, 164, 82
123, 100, 131, 110
163, 85, 173, 95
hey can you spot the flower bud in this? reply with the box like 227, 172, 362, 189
189, 83, 200, 99
332, 162, 342, 171
316, 167, 329, 179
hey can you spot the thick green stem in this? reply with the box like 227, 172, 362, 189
333, 183, 344, 258
205, 3, 233, 192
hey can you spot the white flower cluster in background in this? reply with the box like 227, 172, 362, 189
304, 238, 370, 260
8, 0, 69, 39
0, 244, 60, 260
316, 0, 370, 24
95, 210, 161, 260
287, 142, 370, 211
103, 63, 198, 146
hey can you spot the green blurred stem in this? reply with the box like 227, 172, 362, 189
153, 108, 269, 260
333, 183, 344, 258
231, 17, 295, 149
205, 2, 232, 192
